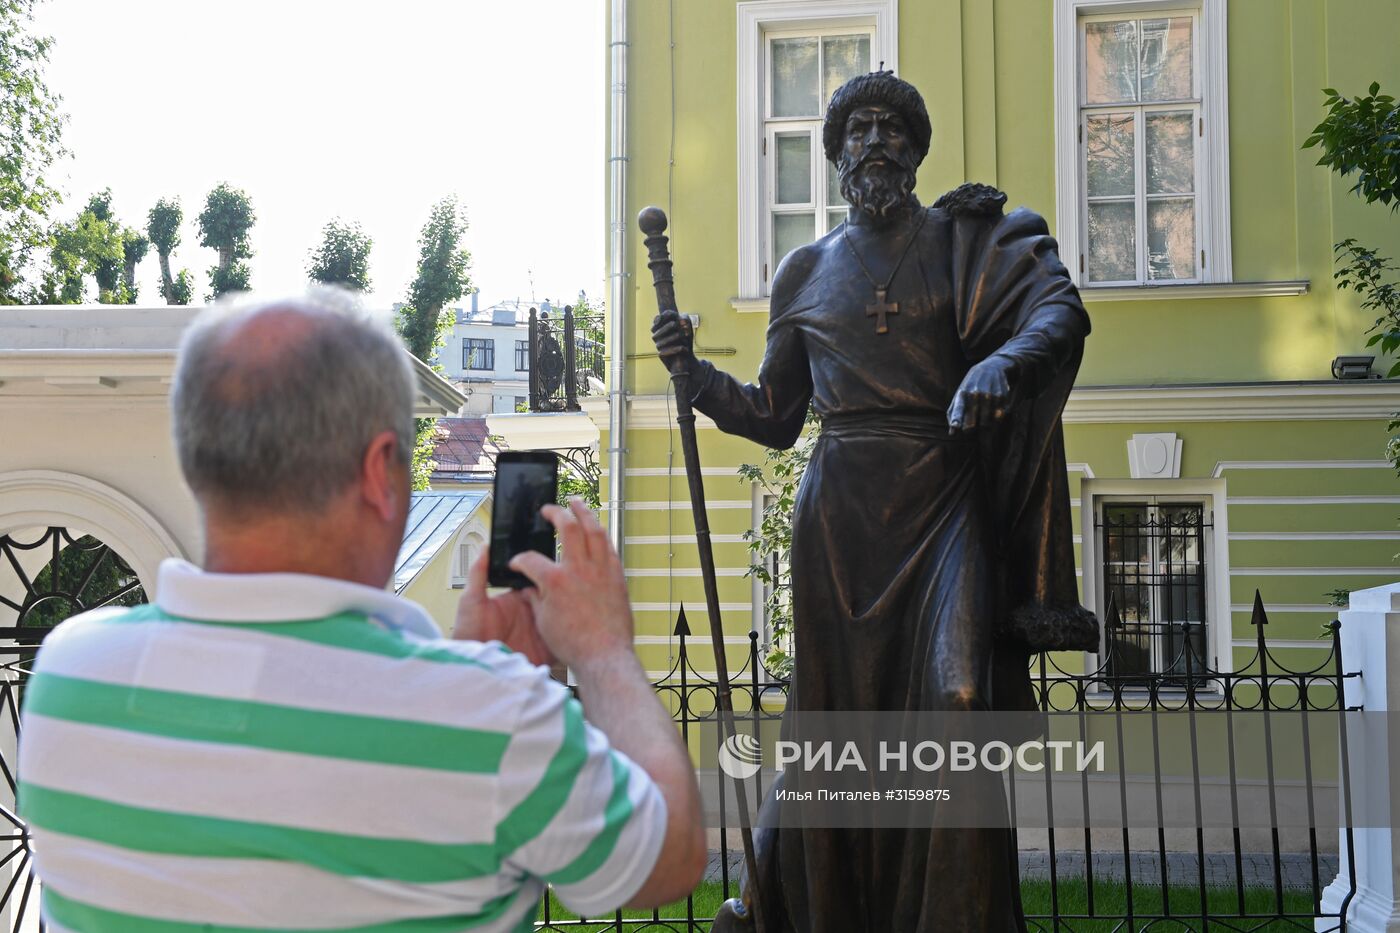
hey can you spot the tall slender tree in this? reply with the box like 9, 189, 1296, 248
146, 198, 192, 305
399, 197, 473, 489
307, 219, 372, 291
85, 190, 128, 303
120, 228, 148, 304
0, 0, 66, 304
197, 182, 255, 299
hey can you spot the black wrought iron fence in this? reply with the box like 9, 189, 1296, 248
0, 590, 1362, 933
540, 593, 1360, 932
528, 305, 606, 412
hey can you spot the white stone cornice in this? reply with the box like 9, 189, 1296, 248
578, 395, 720, 431
589, 384, 1400, 429
486, 411, 600, 450
0, 347, 465, 418
1064, 381, 1400, 423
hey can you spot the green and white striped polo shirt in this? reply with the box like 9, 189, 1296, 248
18, 559, 667, 932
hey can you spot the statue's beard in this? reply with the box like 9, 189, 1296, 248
838, 154, 917, 222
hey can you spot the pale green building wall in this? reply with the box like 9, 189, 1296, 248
603, 0, 1400, 678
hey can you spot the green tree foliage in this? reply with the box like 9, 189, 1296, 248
0, 0, 67, 305
85, 189, 124, 302
737, 408, 820, 677
1303, 84, 1400, 478
307, 218, 372, 291
197, 182, 255, 299
23, 535, 144, 630
399, 197, 471, 360
1304, 83, 1400, 210
146, 197, 192, 305
42, 197, 122, 304
170, 269, 194, 305
399, 197, 473, 490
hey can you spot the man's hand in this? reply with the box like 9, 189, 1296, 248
947, 356, 1016, 434
453, 551, 557, 666
508, 499, 636, 671
650, 309, 698, 377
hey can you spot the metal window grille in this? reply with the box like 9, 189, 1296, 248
1099, 500, 1211, 687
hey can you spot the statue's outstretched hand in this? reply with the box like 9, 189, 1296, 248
651, 309, 699, 376
947, 356, 1015, 434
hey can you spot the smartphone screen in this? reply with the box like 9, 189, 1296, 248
488, 451, 559, 588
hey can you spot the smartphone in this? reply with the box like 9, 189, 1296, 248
488, 450, 559, 588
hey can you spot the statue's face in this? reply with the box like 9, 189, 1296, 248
837, 104, 919, 222
842, 104, 913, 170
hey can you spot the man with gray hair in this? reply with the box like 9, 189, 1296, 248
17, 289, 705, 931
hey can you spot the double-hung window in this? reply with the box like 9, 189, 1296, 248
1054, 0, 1231, 288
736, 1, 897, 304
463, 338, 494, 371
514, 339, 529, 372
765, 28, 872, 275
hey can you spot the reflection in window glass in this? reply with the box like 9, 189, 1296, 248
1086, 113, 1135, 197
775, 133, 812, 204
1087, 201, 1136, 282
821, 34, 870, 105
1084, 20, 1138, 104
773, 213, 814, 268
1139, 17, 1193, 101
1145, 111, 1194, 194
1147, 198, 1195, 280
772, 37, 819, 117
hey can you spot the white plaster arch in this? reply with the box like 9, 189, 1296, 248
449, 520, 488, 588
0, 470, 186, 595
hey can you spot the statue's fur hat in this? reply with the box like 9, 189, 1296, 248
822, 70, 932, 166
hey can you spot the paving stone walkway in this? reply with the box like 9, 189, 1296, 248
706, 850, 1340, 891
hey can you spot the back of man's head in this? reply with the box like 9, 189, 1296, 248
171, 287, 416, 517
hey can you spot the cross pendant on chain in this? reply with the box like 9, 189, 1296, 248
866, 287, 898, 335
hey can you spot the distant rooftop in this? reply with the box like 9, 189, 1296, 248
430, 417, 503, 484
453, 297, 568, 327
394, 490, 488, 593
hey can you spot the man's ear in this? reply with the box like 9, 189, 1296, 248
360, 430, 405, 522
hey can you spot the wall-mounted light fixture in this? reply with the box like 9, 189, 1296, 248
1332, 355, 1379, 380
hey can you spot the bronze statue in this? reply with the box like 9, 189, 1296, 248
652, 72, 1095, 933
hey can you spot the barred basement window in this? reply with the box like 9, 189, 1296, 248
1097, 498, 1211, 686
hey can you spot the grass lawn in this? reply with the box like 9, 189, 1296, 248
535, 880, 1319, 931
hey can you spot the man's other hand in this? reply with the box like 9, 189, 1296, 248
453, 551, 557, 667
650, 309, 698, 376
508, 499, 636, 671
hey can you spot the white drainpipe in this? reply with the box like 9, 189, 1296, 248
606, 0, 628, 551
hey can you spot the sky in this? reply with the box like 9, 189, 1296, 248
32, 0, 605, 310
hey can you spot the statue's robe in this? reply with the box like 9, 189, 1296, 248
689, 187, 1092, 933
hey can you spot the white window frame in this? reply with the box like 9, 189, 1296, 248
737, 0, 897, 300
1053, 0, 1232, 289
1079, 479, 1232, 683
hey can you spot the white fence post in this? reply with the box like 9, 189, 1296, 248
1318, 582, 1400, 933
